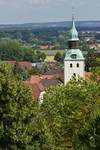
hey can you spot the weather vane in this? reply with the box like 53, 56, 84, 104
72, 7, 74, 19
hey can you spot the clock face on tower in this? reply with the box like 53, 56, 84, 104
71, 54, 77, 59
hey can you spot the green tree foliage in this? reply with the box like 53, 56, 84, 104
55, 62, 60, 67
85, 51, 100, 71
12, 61, 27, 81
41, 77, 100, 149
0, 62, 55, 150
0, 62, 100, 149
0, 62, 37, 149
27, 67, 43, 78
0, 42, 41, 62
81, 44, 91, 51
13, 61, 23, 76
95, 33, 100, 40
0, 42, 23, 61
36, 50, 41, 55
89, 58, 100, 81
0, 29, 69, 50
14, 32, 23, 40
54, 52, 63, 62
38, 53, 46, 61
23, 48, 37, 62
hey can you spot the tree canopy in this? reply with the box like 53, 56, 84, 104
54, 52, 63, 62
0, 62, 54, 150
41, 77, 100, 149
0, 42, 23, 61
0, 42, 41, 62
85, 51, 100, 71
0, 62, 100, 150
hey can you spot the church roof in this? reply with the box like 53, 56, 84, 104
64, 49, 84, 61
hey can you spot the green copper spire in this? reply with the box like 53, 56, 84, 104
69, 16, 79, 41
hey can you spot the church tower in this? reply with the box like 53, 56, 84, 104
64, 17, 85, 84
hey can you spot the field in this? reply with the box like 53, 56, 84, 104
44, 56, 55, 62
39, 50, 66, 56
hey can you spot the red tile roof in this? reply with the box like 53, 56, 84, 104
40, 45, 54, 49
24, 72, 99, 99
7, 61, 32, 68
40, 65, 61, 70
85, 72, 100, 80
40, 79, 61, 88
24, 82, 44, 99
30, 75, 56, 83
85, 72, 92, 79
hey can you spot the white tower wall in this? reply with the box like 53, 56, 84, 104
64, 60, 85, 84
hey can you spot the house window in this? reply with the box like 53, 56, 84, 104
73, 73, 76, 76
70, 63, 73, 68
77, 63, 79, 67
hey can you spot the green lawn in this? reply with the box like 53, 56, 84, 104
39, 49, 88, 56
38, 50, 66, 56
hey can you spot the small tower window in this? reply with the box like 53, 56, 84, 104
70, 63, 73, 68
71, 54, 77, 59
77, 63, 79, 67
73, 73, 76, 76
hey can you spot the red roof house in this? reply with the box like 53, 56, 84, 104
7, 61, 32, 68
24, 82, 44, 99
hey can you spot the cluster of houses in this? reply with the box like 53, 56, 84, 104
88, 44, 100, 51
7, 17, 99, 100
40, 45, 54, 50
7, 60, 92, 101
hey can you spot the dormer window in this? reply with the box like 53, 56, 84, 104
71, 54, 77, 59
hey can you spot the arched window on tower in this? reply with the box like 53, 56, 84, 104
70, 63, 73, 68
73, 73, 76, 77
77, 63, 79, 67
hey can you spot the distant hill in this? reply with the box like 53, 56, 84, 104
0, 21, 100, 29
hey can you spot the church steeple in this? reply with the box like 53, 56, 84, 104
64, 15, 85, 84
69, 16, 79, 41
68, 16, 79, 49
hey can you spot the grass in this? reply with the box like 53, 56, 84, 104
39, 50, 66, 56
39, 49, 88, 56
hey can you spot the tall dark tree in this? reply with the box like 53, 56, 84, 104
23, 48, 37, 62
54, 52, 63, 62
39, 53, 46, 61
85, 52, 100, 71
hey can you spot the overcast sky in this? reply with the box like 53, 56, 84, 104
0, 0, 99, 24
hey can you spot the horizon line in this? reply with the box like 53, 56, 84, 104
0, 20, 100, 25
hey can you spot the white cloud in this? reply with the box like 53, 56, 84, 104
28, 0, 71, 4
28, 0, 50, 4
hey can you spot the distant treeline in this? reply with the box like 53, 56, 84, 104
0, 26, 100, 50
0, 26, 100, 32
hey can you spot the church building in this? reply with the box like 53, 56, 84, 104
64, 17, 85, 84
